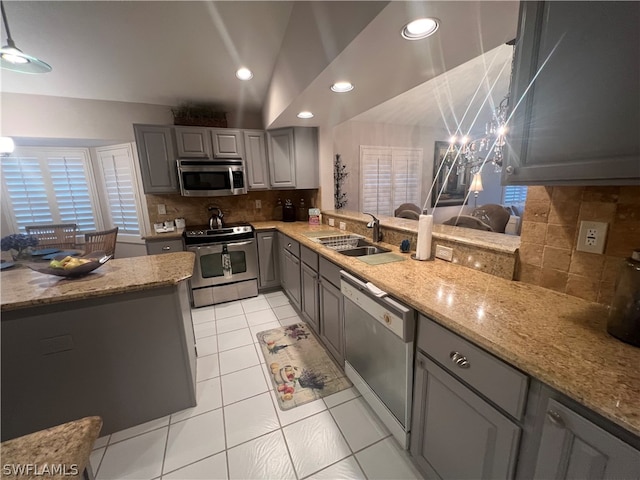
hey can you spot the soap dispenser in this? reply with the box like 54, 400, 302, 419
607, 249, 640, 347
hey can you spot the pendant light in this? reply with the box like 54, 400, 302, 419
1, 1, 51, 74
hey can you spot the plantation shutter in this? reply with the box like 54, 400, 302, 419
360, 146, 422, 216
360, 147, 393, 216
48, 154, 97, 232
96, 146, 141, 235
503, 185, 528, 204
1, 156, 54, 231
392, 148, 422, 209
0, 147, 100, 233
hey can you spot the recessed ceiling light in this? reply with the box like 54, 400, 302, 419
330, 81, 354, 93
401, 18, 439, 40
297, 111, 314, 119
236, 67, 253, 80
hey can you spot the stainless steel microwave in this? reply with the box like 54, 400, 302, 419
177, 159, 247, 197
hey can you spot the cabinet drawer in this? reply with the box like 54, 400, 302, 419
146, 239, 185, 255
280, 234, 300, 258
300, 245, 318, 271
319, 257, 341, 287
417, 315, 528, 420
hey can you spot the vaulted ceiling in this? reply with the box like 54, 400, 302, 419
0, 1, 519, 129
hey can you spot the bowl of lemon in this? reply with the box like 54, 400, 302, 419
28, 251, 112, 278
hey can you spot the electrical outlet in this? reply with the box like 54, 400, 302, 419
339, 222, 346, 230
435, 245, 454, 262
577, 221, 608, 254
157, 204, 166, 215
328, 218, 335, 227
255, 200, 262, 209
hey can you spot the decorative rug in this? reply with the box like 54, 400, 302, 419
256, 322, 352, 410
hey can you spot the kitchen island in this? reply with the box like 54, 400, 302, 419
1, 252, 197, 441
252, 221, 640, 441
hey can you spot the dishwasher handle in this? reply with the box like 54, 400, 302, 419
340, 270, 414, 322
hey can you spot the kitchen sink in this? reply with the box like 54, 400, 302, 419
339, 245, 391, 256
314, 235, 390, 256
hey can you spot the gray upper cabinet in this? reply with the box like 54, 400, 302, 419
244, 130, 270, 190
267, 127, 319, 189
411, 352, 521, 480
175, 127, 212, 158
211, 129, 244, 158
533, 398, 640, 479
268, 128, 296, 188
256, 231, 280, 290
133, 124, 179, 194
504, 1, 640, 185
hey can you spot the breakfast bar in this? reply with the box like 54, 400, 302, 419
1, 252, 197, 441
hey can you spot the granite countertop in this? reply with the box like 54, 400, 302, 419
252, 221, 640, 437
321, 209, 521, 254
1, 252, 195, 312
0, 416, 102, 480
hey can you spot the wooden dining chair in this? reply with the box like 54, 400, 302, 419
83, 227, 119, 258
25, 223, 78, 250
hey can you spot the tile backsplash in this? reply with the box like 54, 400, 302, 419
146, 189, 319, 226
516, 186, 639, 305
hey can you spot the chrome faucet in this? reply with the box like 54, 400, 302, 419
363, 213, 382, 242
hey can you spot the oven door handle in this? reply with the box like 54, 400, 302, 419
229, 167, 234, 190
226, 240, 254, 247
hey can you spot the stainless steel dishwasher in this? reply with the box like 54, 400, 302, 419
340, 270, 416, 449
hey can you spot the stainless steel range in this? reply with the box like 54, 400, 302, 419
184, 224, 258, 307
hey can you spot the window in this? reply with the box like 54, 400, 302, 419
503, 185, 528, 205
1, 148, 99, 233
360, 146, 422, 216
95, 145, 142, 236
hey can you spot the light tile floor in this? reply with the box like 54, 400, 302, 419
90, 290, 422, 480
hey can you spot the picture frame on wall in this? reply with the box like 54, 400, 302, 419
431, 141, 470, 208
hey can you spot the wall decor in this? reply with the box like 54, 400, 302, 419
431, 141, 470, 208
334, 154, 348, 209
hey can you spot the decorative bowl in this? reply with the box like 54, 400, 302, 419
27, 251, 112, 278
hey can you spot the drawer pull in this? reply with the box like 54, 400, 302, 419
287, 243, 292, 248
546, 410, 565, 428
450, 351, 470, 369
162, 246, 171, 251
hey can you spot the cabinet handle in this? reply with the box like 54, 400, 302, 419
505, 165, 514, 175
546, 410, 565, 428
450, 351, 470, 369
418, 359, 425, 369
162, 246, 171, 250
287, 243, 292, 248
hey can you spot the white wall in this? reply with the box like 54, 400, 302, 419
331, 120, 447, 213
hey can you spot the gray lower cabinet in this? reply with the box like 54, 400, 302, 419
145, 238, 185, 255
318, 277, 344, 366
411, 351, 521, 479
533, 398, 640, 479
279, 235, 301, 311
133, 124, 179, 194
256, 231, 280, 289
505, 1, 640, 185
301, 262, 319, 333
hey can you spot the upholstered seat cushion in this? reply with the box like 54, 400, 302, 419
442, 215, 493, 231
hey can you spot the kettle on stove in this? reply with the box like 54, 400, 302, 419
208, 206, 224, 230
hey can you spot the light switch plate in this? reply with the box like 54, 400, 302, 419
577, 221, 608, 254
255, 200, 262, 209
329, 218, 335, 227
157, 204, 166, 215
339, 222, 346, 230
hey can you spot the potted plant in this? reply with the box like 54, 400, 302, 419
171, 103, 227, 127
1, 233, 39, 260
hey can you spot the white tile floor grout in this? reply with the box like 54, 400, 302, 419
90, 290, 422, 480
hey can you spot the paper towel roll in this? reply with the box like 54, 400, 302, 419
416, 214, 433, 260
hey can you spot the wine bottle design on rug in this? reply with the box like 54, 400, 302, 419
256, 323, 352, 410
